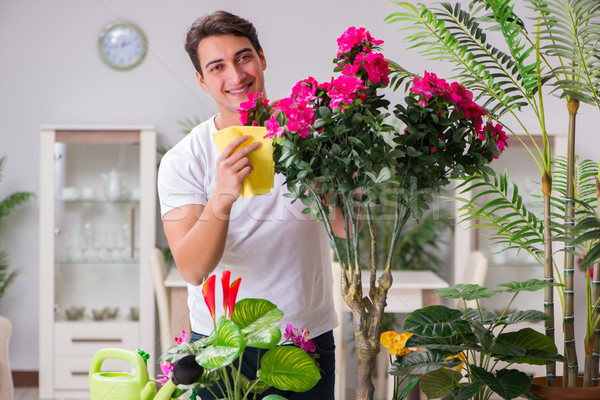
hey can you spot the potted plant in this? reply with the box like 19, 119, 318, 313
239, 25, 507, 399
386, 0, 600, 391
158, 270, 321, 400
382, 279, 565, 400
0, 155, 34, 400
0, 156, 34, 305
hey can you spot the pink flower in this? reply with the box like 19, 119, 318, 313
284, 323, 316, 353
265, 116, 285, 139
292, 77, 319, 102
238, 110, 250, 125
284, 323, 300, 341
275, 98, 315, 138
327, 75, 367, 109
356, 52, 390, 84
341, 63, 361, 77
174, 330, 188, 344
299, 328, 316, 353
337, 26, 383, 57
237, 92, 269, 125
410, 71, 449, 101
238, 92, 264, 111
156, 361, 173, 384
479, 122, 508, 158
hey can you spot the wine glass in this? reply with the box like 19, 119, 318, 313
104, 229, 116, 262
78, 223, 92, 261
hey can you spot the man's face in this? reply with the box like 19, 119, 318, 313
195, 34, 267, 118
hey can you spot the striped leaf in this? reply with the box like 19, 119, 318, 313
195, 318, 244, 369
257, 346, 321, 392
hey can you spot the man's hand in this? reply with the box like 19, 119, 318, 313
212, 135, 261, 215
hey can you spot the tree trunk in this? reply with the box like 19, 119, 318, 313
342, 267, 392, 400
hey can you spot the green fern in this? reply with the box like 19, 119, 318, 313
386, 2, 542, 124
484, 0, 541, 95
455, 157, 599, 266
527, 0, 600, 108
387, 58, 417, 93
454, 170, 545, 264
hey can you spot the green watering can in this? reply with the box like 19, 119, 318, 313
89, 348, 203, 400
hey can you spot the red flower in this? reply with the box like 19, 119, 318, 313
228, 278, 241, 318
221, 270, 231, 318
202, 274, 216, 321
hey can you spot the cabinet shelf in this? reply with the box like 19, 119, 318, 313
57, 198, 140, 204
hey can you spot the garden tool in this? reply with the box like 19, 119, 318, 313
89, 348, 203, 400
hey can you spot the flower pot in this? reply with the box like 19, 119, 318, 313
529, 376, 600, 400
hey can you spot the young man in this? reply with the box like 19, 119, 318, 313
157, 11, 338, 399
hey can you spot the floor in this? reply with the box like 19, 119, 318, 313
14, 387, 39, 400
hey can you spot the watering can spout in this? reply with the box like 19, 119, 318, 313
152, 380, 176, 400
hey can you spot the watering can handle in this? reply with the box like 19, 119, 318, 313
89, 348, 150, 386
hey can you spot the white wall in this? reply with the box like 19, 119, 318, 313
0, 0, 598, 371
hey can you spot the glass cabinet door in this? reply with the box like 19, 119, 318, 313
53, 140, 141, 322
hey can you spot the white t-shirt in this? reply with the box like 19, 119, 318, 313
157, 116, 338, 338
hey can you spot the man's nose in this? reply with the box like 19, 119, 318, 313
228, 65, 246, 84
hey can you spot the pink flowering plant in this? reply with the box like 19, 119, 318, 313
159, 271, 320, 400
238, 26, 507, 399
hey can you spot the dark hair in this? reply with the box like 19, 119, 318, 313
185, 11, 262, 76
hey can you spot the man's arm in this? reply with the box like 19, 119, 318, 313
163, 135, 260, 285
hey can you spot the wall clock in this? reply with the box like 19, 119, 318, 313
98, 21, 147, 70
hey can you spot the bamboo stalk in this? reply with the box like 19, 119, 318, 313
563, 98, 579, 387
542, 171, 556, 386
592, 176, 600, 387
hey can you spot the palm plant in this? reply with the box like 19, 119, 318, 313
0, 156, 34, 308
455, 156, 600, 384
386, 0, 600, 388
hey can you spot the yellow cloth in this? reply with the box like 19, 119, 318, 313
212, 126, 274, 199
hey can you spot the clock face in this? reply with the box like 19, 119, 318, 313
98, 22, 147, 70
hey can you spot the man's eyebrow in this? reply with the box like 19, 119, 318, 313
204, 48, 253, 70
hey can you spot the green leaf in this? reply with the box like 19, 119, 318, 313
389, 349, 462, 376
195, 318, 244, 369
435, 284, 497, 300
404, 305, 471, 337
419, 368, 462, 399
244, 324, 282, 349
497, 278, 562, 293
500, 310, 549, 325
397, 375, 421, 400
374, 167, 392, 184
257, 346, 320, 392
445, 381, 481, 400
496, 327, 565, 364
231, 298, 284, 335
470, 366, 532, 400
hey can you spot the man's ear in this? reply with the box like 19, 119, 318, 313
259, 48, 267, 71
195, 70, 209, 92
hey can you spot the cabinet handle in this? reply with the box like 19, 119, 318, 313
71, 338, 122, 344
71, 371, 89, 377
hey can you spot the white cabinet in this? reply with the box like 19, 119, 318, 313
39, 126, 156, 399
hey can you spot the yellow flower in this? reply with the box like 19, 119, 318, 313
380, 331, 413, 356
443, 352, 466, 372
